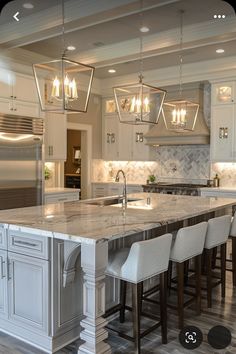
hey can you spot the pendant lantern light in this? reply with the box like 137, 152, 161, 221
33, 0, 94, 113
162, 10, 199, 131
113, 1, 166, 125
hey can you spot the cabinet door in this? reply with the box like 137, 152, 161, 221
8, 252, 49, 334
211, 105, 234, 162
14, 74, 39, 103
103, 115, 119, 160
13, 101, 40, 117
92, 184, 108, 198
0, 71, 12, 98
118, 122, 132, 160
0, 250, 7, 319
107, 184, 122, 196
132, 125, 150, 161
0, 98, 12, 114
44, 113, 67, 160
212, 82, 235, 105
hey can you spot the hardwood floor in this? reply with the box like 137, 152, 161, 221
0, 271, 236, 354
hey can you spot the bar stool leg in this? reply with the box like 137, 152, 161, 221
221, 243, 226, 298
168, 261, 173, 295
232, 237, 236, 286
132, 283, 141, 354
212, 247, 217, 269
160, 271, 167, 344
177, 262, 184, 329
195, 254, 201, 315
120, 280, 127, 323
206, 248, 213, 308
184, 260, 189, 285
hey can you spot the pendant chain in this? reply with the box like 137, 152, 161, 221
179, 10, 184, 98
61, 0, 66, 57
139, 0, 143, 83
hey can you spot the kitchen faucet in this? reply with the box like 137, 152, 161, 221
115, 169, 127, 209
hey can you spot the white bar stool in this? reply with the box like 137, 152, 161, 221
204, 215, 231, 308
169, 221, 208, 329
105, 233, 172, 354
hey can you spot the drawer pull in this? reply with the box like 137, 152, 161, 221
13, 239, 38, 247
58, 198, 68, 201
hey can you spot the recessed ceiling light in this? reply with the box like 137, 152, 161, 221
108, 69, 116, 73
216, 49, 225, 54
67, 45, 76, 51
140, 26, 150, 33
23, 3, 34, 9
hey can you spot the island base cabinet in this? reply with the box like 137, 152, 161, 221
7, 252, 49, 334
51, 240, 83, 337
0, 250, 7, 319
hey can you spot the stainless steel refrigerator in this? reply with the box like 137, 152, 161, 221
0, 114, 43, 210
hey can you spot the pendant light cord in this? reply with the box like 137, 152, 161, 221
179, 10, 184, 98
61, 0, 66, 57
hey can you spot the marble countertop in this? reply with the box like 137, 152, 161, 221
0, 193, 235, 245
45, 188, 80, 195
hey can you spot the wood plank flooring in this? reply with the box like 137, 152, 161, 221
0, 271, 236, 354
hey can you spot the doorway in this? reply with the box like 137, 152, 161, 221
65, 122, 92, 199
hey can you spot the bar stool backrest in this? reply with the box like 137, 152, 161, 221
170, 222, 208, 263
205, 215, 231, 249
121, 233, 172, 283
230, 212, 236, 237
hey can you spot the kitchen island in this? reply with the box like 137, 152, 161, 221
0, 193, 235, 354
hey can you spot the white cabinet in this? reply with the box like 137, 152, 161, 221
92, 183, 142, 198
210, 81, 236, 162
44, 190, 80, 204
44, 113, 67, 160
201, 188, 236, 199
0, 250, 7, 319
0, 72, 41, 117
103, 98, 152, 161
212, 81, 235, 105
8, 252, 49, 334
0, 229, 49, 334
0, 229, 83, 352
103, 114, 119, 160
132, 125, 150, 161
211, 105, 235, 162
92, 183, 107, 198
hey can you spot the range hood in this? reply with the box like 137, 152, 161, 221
145, 82, 210, 146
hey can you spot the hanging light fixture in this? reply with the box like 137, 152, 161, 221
162, 10, 199, 131
33, 0, 94, 113
113, 1, 166, 125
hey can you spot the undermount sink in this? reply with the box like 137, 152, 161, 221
84, 197, 141, 207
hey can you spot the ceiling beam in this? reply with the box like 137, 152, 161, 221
0, 0, 182, 48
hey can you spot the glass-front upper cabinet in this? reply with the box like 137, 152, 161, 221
104, 99, 116, 114
212, 81, 235, 105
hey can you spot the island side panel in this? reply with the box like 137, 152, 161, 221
78, 240, 111, 354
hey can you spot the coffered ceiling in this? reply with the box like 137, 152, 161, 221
0, 0, 235, 79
